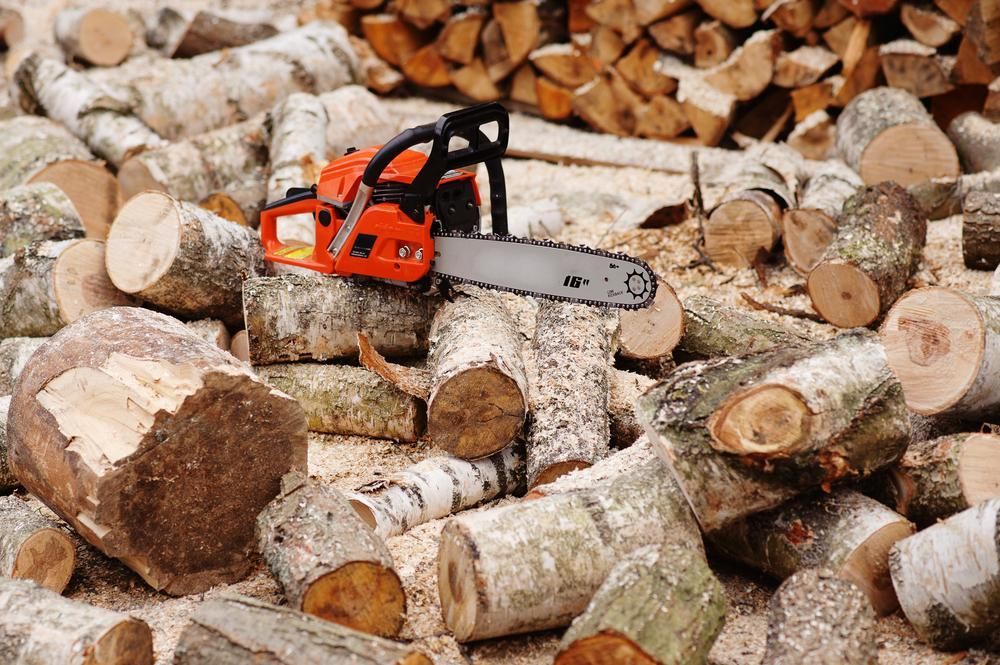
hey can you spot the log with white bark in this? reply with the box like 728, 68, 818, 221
882, 287, 1000, 418
257, 476, 405, 637
348, 444, 525, 538
7, 307, 308, 595
0, 239, 132, 338
438, 458, 702, 641
617, 280, 683, 360
886, 432, 1000, 527
836, 86, 959, 186
554, 542, 726, 665
890, 498, 1000, 649
149, 9, 280, 58
242, 274, 440, 364
527, 435, 655, 498
962, 191, 1000, 270
0, 495, 74, 593
639, 331, 911, 532
764, 569, 878, 665
949, 111, 1000, 174
0, 182, 84, 257
783, 160, 863, 275
54, 8, 134, 66
0, 579, 153, 664
807, 182, 927, 328
173, 594, 431, 665
184, 319, 230, 350
0, 397, 14, 492
710, 489, 914, 615
679, 295, 812, 358
105, 191, 264, 328
0, 336, 46, 394
527, 301, 616, 486
0, 115, 120, 239
255, 363, 425, 441
87, 22, 359, 141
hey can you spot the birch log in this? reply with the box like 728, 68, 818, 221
0, 579, 153, 665
0, 115, 120, 239
0, 182, 83, 257
87, 22, 358, 140
0, 337, 47, 393
105, 191, 264, 328
0, 239, 132, 338
255, 363, 425, 441
243, 274, 440, 364
616, 280, 684, 360
807, 182, 927, 328
890, 499, 1000, 649
0, 397, 15, 492
679, 295, 812, 358
173, 594, 431, 665
257, 477, 405, 637
438, 458, 701, 642
710, 489, 914, 614
527, 436, 655, 498
882, 288, 1000, 418
639, 331, 911, 531
7, 307, 308, 595
783, 160, 863, 275
0, 495, 75, 593
54, 8, 133, 66
962, 191, 1000, 269
836, 86, 959, 186
348, 445, 525, 538
948, 111, 1000, 174
555, 542, 726, 665
764, 569, 878, 665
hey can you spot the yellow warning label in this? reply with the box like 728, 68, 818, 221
274, 245, 314, 260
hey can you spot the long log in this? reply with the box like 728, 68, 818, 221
679, 295, 812, 358
962, 191, 1000, 269
638, 331, 911, 532
257, 476, 405, 637
555, 542, 726, 665
54, 7, 134, 66
0, 495, 75, 593
783, 160, 863, 275
0, 182, 84, 257
0, 337, 47, 394
438, 458, 701, 642
948, 111, 1000, 174
7, 307, 308, 595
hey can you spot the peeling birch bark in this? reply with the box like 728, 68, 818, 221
0, 495, 75, 593
0, 182, 84, 257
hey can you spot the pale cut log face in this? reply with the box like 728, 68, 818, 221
881, 288, 982, 415
51, 239, 134, 324
105, 192, 181, 294
555, 633, 659, 665
78, 9, 133, 67
11, 529, 75, 592
30, 160, 121, 240
807, 262, 881, 328
958, 434, 1000, 506
782, 209, 837, 275
302, 562, 406, 637
860, 122, 960, 187
438, 522, 479, 642
618, 284, 684, 359
840, 521, 914, 615
91, 618, 155, 665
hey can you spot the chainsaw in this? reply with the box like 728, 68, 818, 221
259, 102, 657, 309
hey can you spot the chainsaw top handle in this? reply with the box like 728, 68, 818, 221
362, 102, 510, 235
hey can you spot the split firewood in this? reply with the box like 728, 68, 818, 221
530, 43, 598, 88
0, 495, 75, 593
450, 59, 503, 101
401, 44, 450, 87
839, 0, 900, 14
0, 579, 153, 664
256, 364, 425, 441
510, 64, 539, 105
882, 287, 1000, 418
527, 435, 654, 498
351, 36, 406, 95
7, 307, 308, 595
879, 39, 955, 97
764, 569, 878, 665
617, 280, 684, 360
676, 73, 738, 146
648, 10, 698, 54
638, 331, 911, 531
587, 24, 626, 66
617, 39, 677, 97
634, 0, 695, 24
953, 33, 996, 84
806, 182, 926, 328
438, 458, 701, 641
790, 75, 844, 119
962, 191, 1000, 269
173, 594, 431, 665
0, 239, 131, 338
243, 274, 439, 364
572, 73, 641, 136
437, 9, 485, 64
764, 0, 820, 37
967, 0, 1000, 68
783, 159, 863, 275
527, 302, 616, 486
535, 76, 574, 119
705, 29, 781, 101
257, 476, 404, 637
774, 46, 840, 88
697, 0, 758, 27
493, 0, 541, 65
348, 445, 525, 538
0, 116, 120, 239
836, 86, 960, 186
985, 77, 1000, 120
0, 337, 47, 394
480, 19, 517, 81
787, 110, 837, 160
361, 14, 425, 67
948, 111, 1000, 173
149, 9, 279, 58
890, 498, 1000, 649
711, 489, 914, 614
679, 295, 812, 357
585, 0, 642, 42
555, 542, 726, 665
105, 191, 264, 328
636, 94, 691, 138
933, 0, 976, 24
693, 20, 735, 68
0, 397, 14, 492
87, 22, 358, 141
54, 8, 133, 66
0, 182, 83, 257
901, 3, 961, 46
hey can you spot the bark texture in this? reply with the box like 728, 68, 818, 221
0, 182, 83, 257
962, 191, 1000, 270
184, 319, 230, 350
0, 495, 75, 593
679, 295, 812, 357
528, 436, 655, 498
0, 336, 46, 393
0, 396, 14, 492
7, 307, 308, 595
257, 476, 405, 637
948, 111, 1000, 173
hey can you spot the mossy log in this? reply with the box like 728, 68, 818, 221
0, 495, 75, 593
962, 191, 1000, 270
0, 182, 84, 257
679, 295, 812, 358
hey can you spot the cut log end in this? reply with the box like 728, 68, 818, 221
438, 521, 478, 642
807, 261, 881, 328
91, 618, 155, 665
959, 434, 1000, 506
74, 9, 134, 67
54, 239, 133, 323
534, 460, 592, 488
617, 282, 683, 360
106, 192, 180, 294
705, 191, 782, 266
709, 384, 810, 456
783, 209, 838, 275
429, 366, 525, 459
554, 633, 658, 665
859, 122, 960, 187
116, 160, 161, 202
303, 562, 406, 638
842, 520, 913, 615
29, 160, 120, 240
11, 528, 75, 593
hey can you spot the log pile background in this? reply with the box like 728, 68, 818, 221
1, 0, 1000, 664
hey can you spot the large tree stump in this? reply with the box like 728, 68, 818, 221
710, 489, 914, 614
962, 191, 1000, 269
948, 111, 1000, 174
783, 160, 863, 275
438, 458, 701, 641
639, 332, 911, 531
257, 476, 405, 637
0, 579, 153, 664
0, 182, 84, 257
835, 86, 959, 186
105, 191, 264, 328
348, 444, 525, 538
764, 569, 878, 665
0, 495, 75, 593
806, 182, 927, 328
555, 542, 726, 665
0, 337, 47, 393
890, 498, 1000, 649
173, 594, 431, 665
243, 274, 440, 364
54, 8, 134, 66
7, 307, 308, 595
679, 295, 812, 358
